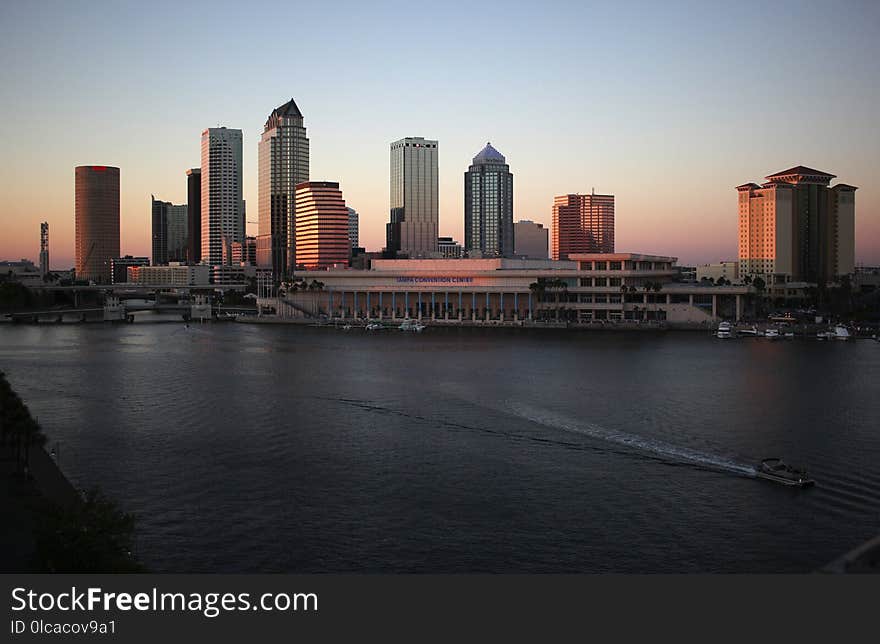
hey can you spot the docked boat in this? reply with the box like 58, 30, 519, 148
716, 321, 733, 339
816, 329, 835, 340
365, 322, 384, 331
399, 318, 426, 333
833, 324, 851, 341
756, 458, 815, 487
764, 328, 780, 339
738, 326, 759, 337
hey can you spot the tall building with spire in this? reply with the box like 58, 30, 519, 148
464, 142, 514, 258
201, 127, 243, 266
736, 166, 856, 284
386, 137, 438, 258
258, 98, 309, 276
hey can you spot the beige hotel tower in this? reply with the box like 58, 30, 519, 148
736, 166, 856, 286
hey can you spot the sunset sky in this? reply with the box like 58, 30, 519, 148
1, 0, 878, 269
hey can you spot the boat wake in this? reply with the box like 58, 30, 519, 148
506, 401, 756, 477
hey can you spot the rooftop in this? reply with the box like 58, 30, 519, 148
472, 142, 506, 165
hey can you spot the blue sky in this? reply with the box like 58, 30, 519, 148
1, 0, 878, 266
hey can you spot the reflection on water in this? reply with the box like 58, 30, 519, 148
1, 324, 879, 572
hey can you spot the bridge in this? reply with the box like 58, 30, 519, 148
4, 295, 214, 323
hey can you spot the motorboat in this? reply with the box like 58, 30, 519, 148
716, 321, 733, 339
738, 326, 759, 337
399, 318, 426, 332
764, 328, 780, 339
816, 329, 836, 340
756, 458, 815, 487
365, 322, 384, 331
784, 332, 795, 339
833, 325, 851, 341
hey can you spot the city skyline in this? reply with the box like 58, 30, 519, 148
1, 1, 879, 268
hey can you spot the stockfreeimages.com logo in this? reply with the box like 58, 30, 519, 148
11, 587, 318, 619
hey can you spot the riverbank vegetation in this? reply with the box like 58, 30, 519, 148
1, 371, 143, 572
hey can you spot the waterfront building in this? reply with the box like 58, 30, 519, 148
258, 98, 309, 277
294, 181, 350, 270
438, 236, 463, 259
111, 255, 149, 284
514, 220, 548, 259
386, 137, 439, 258
290, 254, 749, 324
127, 263, 210, 287
464, 143, 514, 258
210, 264, 264, 286
232, 236, 257, 266
201, 127, 244, 266
696, 261, 740, 284
186, 168, 201, 264
347, 207, 359, 248
75, 165, 120, 283
737, 166, 856, 286
39, 222, 49, 277
551, 191, 615, 260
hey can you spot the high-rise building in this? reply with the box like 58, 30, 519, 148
347, 207, 359, 248
386, 137, 438, 258
514, 220, 549, 259
151, 196, 168, 265
258, 99, 309, 277
295, 181, 350, 270
464, 143, 514, 258
75, 165, 120, 283
186, 168, 201, 264
551, 191, 615, 260
736, 166, 856, 284
39, 222, 49, 277
152, 197, 188, 265
201, 127, 243, 266
167, 204, 187, 262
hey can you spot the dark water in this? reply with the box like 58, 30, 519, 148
2, 323, 879, 573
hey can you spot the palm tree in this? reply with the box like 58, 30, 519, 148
529, 279, 547, 320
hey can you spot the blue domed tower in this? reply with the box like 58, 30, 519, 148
464, 142, 514, 258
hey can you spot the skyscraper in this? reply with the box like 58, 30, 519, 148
464, 142, 514, 258
151, 196, 168, 265
295, 181, 350, 270
736, 166, 856, 284
551, 191, 615, 260
152, 197, 188, 265
39, 222, 49, 277
186, 168, 201, 264
386, 137, 438, 258
201, 127, 243, 266
75, 165, 120, 283
347, 207, 359, 248
258, 98, 309, 277
514, 220, 549, 259
166, 204, 188, 262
